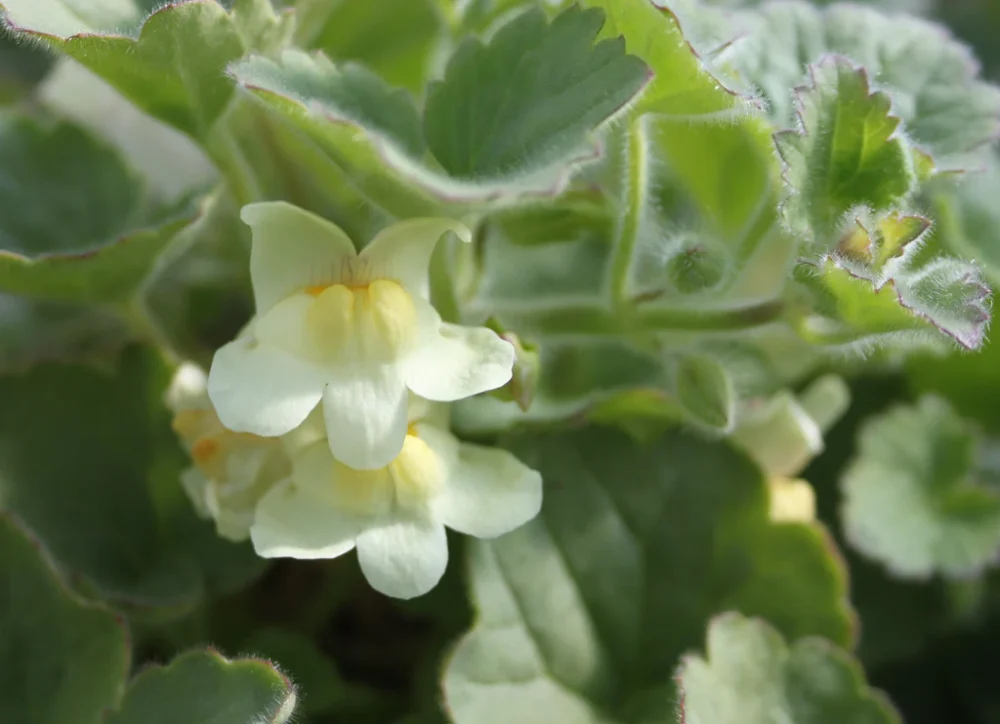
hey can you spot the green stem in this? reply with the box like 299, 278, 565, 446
204, 110, 264, 208
429, 234, 462, 324
484, 297, 786, 336
608, 116, 649, 305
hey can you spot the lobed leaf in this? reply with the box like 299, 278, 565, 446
841, 396, 1000, 580
0, 514, 129, 724
106, 649, 297, 724
677, 612, 900, 724
230, 6, 651, 216
423, 6, 650, 179
725, 1, 1000, 171
0, 114, 200, 303
776, 56, 916, 254
443, 427, 854, 723
0, 0, 291, 140
792, 242, 991, 352
0, 345, 266, 614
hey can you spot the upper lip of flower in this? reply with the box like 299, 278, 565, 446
206, 201, 515, 472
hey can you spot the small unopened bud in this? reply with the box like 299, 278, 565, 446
486, 318, 540, 412
675, 354, 735, 433
665, 242, 727, 294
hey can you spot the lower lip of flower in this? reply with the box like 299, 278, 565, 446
304, 279, 417, 362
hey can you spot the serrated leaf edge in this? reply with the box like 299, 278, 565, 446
775, 54, 915, 243
231, 57, 640, 210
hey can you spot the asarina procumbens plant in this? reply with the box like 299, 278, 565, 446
5, 0, 1000, 722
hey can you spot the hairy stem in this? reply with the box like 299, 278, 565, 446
607, 116, 650, 305
483, 296, 786, 336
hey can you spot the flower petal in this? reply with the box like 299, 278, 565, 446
355, 518, 448, 599
435, 442, 542, 538
180, 467, 211, 519
360, 218, 471, 296
243, 201, 357, 314
250, 480, 363, 560
293, 440, 395, 517
403, 311, 514, 401
254, 293, 315, 360
208, 335, 326, 437
166, 362, 208, 411
322, 364, 409, 469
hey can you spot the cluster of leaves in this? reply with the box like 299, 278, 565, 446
2, 0, 1000, 722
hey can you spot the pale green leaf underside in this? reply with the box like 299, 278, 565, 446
106, 650, 296, 724
444, 427, 853, 724
727, 1, 1000, 169
0, 114, 199, 303
0, 515, 129, 724
678, 613, 899, 724
842, 396, 1000, 579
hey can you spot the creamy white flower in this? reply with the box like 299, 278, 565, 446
733, 375, 849, 524
207, 202, 515, 470
249, 401, 543, 599
168, 362, 305, 541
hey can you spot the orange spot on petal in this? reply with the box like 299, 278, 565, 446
304, 284, 329, 296
191, 437, 221, 463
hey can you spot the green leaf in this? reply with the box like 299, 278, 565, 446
0, 514, 130, 724
0, 32, 54, 102
582, 0, 782, 291
837, 211, 932, 273
233, 51, 426, 157
727, 2, 1000, 171
0, 0, 287, 140
294, 0, 444, 94
451, 339, 674, 436
491, 186, 613, 246
423, 6, 649, 178
842, 396, 1000, 580
106, 649, 296, 724
907, 337, 1000, 434
0, 345, 265, 613
243, 628, 344, 715
443, 427, 854, 723
230, 7, 650, 216
0, 114, 200, 303
675, 354, 735, 433
0, 294, 132, 374
933, 153, 1000, 287
582, 0, 745, 120
141, 189, 254, 367
677, 612, 899, 724
776, 56, 915, 254
792, 252, 991, 351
